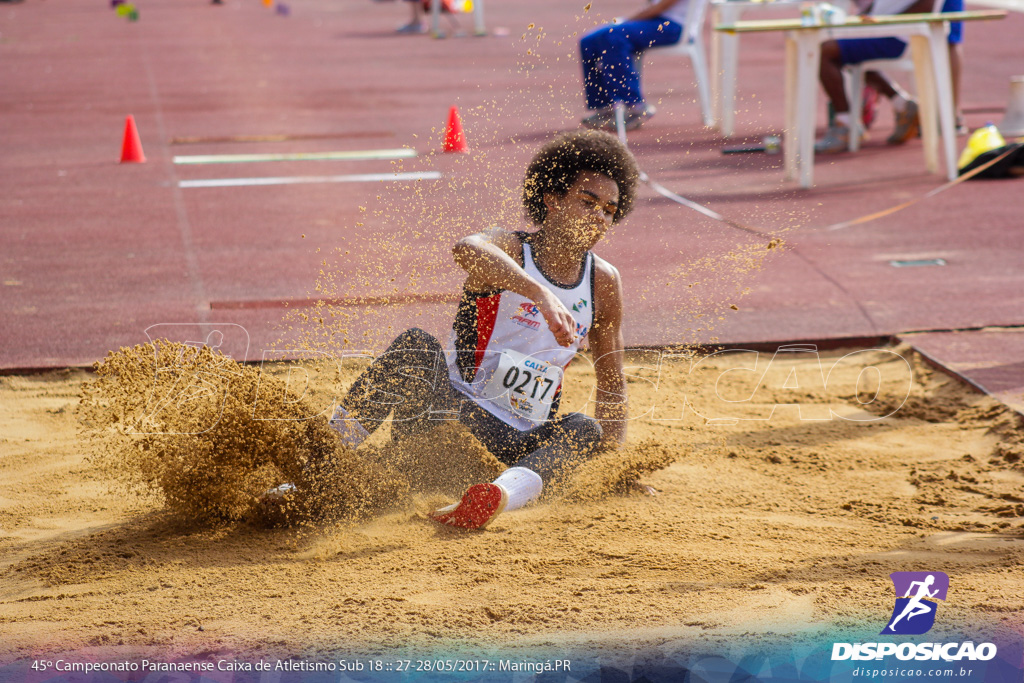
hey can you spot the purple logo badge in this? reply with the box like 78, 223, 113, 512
881, 571, 949, 635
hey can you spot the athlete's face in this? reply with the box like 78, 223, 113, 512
545, 172, 620, 249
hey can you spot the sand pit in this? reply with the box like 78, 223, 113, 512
1, 344, 1023, 678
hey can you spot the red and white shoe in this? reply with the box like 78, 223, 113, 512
429, 483, 508, 530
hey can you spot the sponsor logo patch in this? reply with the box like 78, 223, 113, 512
511, 302, 542, 330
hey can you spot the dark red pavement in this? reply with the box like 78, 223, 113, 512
1, 0, 1022, 409
905, 329, 1024, 413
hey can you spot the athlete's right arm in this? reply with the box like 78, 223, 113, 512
453, 229, 577, 347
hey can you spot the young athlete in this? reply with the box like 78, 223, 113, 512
305, 130, 639, 529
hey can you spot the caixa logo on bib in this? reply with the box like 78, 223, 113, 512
882, 571, 949, 635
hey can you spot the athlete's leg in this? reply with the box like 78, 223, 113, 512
262, 328, 456, 515
429, 409, 603, 529
338, 328, 456, 444
459, 403, 602, 474
513, 413, 603, 482
430, 409, 603, 529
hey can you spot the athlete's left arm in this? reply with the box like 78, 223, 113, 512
588, 257, 627, 449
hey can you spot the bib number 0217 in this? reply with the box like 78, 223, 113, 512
481, 349, 564, 422
501, 365, 555, 401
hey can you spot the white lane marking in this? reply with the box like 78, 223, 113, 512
173, 148, 418, 165
179, 171, 441, 188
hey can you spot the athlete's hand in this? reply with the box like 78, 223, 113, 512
535, 289, 577, 347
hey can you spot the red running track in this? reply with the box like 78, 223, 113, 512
1, 0, 1022, 409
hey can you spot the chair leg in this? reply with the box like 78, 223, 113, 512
719, 32, 739, 136
848, 64, 865, 152
784, 37, 798, 182
709, 7, 722, 126
910, 35, 939, 174
796, 36, 821, 188
613, 101, 628, 145
690, 43, 714, 128
471, 0, 485, 35
927, 29, 957, 180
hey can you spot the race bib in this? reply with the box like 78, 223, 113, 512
481, 349, 563, 422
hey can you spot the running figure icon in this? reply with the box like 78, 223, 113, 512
887, 574, 939, 631
882, 571, 949, 635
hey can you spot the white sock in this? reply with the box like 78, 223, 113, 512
835, 112, 852, 128
328, 405, 370, 449
891, 95, 909, 114
492, 467, 543, 511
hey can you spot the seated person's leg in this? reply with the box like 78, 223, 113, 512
615, 19, 682, 106
817, 39, 854, 152
396, 0, 425, 33
579, 19, 681, 129
817, 38, 910, 152
580, 26, 618, 117
841, 38, 918, 144
941, 0, 964, 131
820, 40, 850, 115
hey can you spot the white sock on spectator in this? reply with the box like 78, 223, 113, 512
328, 405, 370, 449
493, 467, 543, 511
835, 112, 852, 128
891, 95, 909, 113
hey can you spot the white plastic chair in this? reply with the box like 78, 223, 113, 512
640, 0, 715, 127
845, 0, 946, 151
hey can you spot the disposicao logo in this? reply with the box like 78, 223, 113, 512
882, 571, 949, 635
831, 571, 998, 663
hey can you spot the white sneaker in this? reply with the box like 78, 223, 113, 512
815, 124, 852, 154
263, 482, 296, 500
581, 106, 617, 131
623, 103, 656, 131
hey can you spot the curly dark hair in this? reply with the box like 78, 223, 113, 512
522, 130, 640, 225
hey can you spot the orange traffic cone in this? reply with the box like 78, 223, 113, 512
120, 115, 146, 163
442, 105, 468, 153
